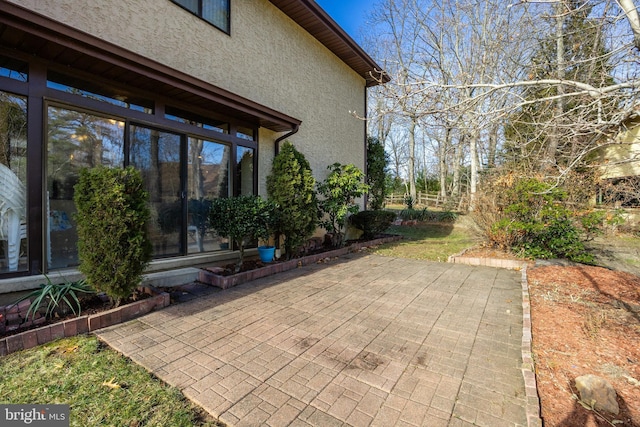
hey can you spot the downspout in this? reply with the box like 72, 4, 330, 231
274, 124, 300, 156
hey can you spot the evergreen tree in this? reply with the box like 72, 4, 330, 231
504, 0, 616, 172
74, 167, 152, 306
266, 141, 317, 258
366, 137, 389, 210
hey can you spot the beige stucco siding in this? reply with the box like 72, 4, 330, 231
11, 0, 367, 182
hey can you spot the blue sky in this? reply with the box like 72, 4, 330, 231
315, 0, 372, 42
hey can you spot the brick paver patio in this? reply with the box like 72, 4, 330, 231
96, 253, 530, 426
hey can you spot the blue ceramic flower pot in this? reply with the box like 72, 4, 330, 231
258, 245, 275, 263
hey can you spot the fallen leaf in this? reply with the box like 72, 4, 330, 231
102, 377, 121, 389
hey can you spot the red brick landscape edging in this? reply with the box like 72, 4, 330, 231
520, 267, 543, 427
0, 286, 169, 357
448, 248, 529, 270
199, 236, 403, 289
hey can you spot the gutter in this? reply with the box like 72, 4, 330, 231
274, 124, 300, 155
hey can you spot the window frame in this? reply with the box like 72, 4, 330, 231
0, 56, 262, 277
170, 0, 230, 34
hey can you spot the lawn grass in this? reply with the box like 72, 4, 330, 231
0, 335, 221, 427
370, 219, 481, 262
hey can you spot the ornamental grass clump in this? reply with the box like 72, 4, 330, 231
11, 276, 95, 321
74, 167, 152, 306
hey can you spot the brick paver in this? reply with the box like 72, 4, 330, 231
96, 254, 530, 426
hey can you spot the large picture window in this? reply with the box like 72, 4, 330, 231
0, 92, 28, 273
171, 0, 230, 33
188, 138, 230, 253
0, 40, 273, 279
47, 106, 125, 269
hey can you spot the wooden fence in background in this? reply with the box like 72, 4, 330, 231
384, 192, 468, 211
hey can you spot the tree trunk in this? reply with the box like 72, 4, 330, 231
452, 135, 464, 197
544, 1, 565, 169
487, 124, 498, 168
439, 127, 450, 201
469, 131, 478, 211
408, 117, 417, 201
619, 0, 640, 50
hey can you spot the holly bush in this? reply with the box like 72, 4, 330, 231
489, 177, 594, 263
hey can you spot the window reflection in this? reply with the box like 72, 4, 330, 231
47, 106, 125, 269
187, 138, 230, 253
130, 125, 182, 257
0, 92, 28, 272
0, 56, 28, 82
236, 146, 254, 196
47, 72, 153, 114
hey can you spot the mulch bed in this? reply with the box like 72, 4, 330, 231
1, 290, 151, 339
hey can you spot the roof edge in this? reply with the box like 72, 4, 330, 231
268, 0, 390, 86
0, 0, 302, 132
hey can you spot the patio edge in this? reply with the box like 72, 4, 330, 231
448, 252, 543, 426
521, 266, 543, 427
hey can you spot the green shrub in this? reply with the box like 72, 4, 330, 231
317, 163, 369, 247
209, 195, 277, 272
404, 195, 414, 210
399, 208, 458, 223
266, 141, 317, 259
399, 208, 427, 221
488, 176, 594, 263
74, 167, 152, 306
349, 210, 396, 239
579, 210, 607, 241
366, 137, 389, 210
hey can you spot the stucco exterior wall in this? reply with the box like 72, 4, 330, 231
10, 0, 367, 182
600, 124, 640, 179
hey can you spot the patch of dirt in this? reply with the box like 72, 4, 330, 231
528, 265, 640, 426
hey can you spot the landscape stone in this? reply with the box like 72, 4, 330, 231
575, 374, 619, 415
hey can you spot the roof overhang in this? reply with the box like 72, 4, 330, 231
269, 0, 390, 87
0, 1, 302, 133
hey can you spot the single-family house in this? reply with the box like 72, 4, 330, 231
0, 0, 388, 289
598, 116, 640, 209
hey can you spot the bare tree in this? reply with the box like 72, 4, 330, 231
367, 0, 640, 207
